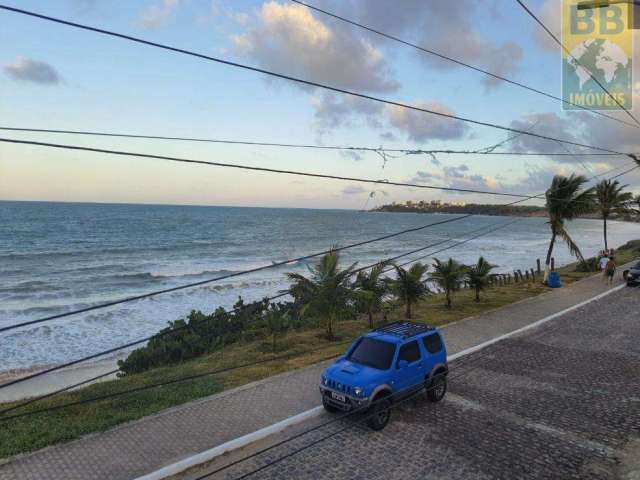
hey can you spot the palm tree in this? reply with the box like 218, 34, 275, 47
544, 174, 596, 283
429, 258, 468, 308
388, 263, 429, 319
353, 262, 388, 328
467, 256, 496, 302
263, 304, 290, 352
286, 249, 357, 340
595, 179, 634, 251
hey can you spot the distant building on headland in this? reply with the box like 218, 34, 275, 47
402, 199, 466, 209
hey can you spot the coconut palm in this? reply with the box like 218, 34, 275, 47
388, 263, 430, 319
467, 256, 496, 302
595, 179, 635, 251
429, 258, 468, 308
286, 249, 357, 340
353, 262, 388, 328
544, 174, 596, 283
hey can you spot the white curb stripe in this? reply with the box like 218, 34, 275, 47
134, 406, 324, 480
448, 283, 626, 361
136, 283, 626, 480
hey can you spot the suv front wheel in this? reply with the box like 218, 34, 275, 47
426, 374, 447, 402
367, 396, 391, 431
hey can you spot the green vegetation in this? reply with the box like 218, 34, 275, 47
543, 174, 596, 282
287, 249, 357, 339
429, 258, 468, 308
595, 179, 636, 251
467, 256, 496, 302
2, 240, 639, 459
375, 202, 547, 217
353, 262, 388, 328
387, 263, 430, 318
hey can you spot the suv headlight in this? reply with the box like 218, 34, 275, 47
321, 375, 328, 386
353, 386, 364, 397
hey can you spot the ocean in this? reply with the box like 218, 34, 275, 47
1, 200, 638, 372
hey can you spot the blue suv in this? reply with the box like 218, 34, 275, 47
319, 321, 448, 430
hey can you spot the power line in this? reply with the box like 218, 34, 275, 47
1, 159, 634, 398
289, 0, 639, 131
0, 5, 631, 155
0, 126, 630, 156
0, 137, 539, 198
0, 220, 514, 419
0, 214, 474, 337
218, 281, 620, 480
515, 0, 640, 128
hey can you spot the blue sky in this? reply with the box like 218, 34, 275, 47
1, 0, 638, 209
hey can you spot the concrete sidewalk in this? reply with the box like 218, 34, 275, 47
0, 268, 632, 480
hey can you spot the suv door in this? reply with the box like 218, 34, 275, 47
394, 340, 424, 395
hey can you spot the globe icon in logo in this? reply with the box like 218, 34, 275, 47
566, 38, 630, 91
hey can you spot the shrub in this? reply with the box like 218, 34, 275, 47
118, 297, 272, 375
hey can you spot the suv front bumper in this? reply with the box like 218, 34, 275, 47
319, 386, 369, 411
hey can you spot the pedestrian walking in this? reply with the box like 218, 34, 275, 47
604, 257, 616, 285
599, 253, 609, 272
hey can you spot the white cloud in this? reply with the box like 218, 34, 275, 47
140, 0, 180, 30
338, 0, 523, 89
232, 2, 398, 93
385, 102, 468, 141
3, 57, 61, 84
342, 184, 368, 195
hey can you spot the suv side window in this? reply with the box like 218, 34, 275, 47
398, 340, 421, 366
422, 333, 443, 354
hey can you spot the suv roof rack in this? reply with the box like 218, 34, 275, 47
373, 321, 435, 339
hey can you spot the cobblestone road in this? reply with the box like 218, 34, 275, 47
194, 286, 640, 480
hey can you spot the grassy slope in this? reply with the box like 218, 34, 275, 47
1, 241, 638, 458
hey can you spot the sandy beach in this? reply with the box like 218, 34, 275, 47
0, 354, 127, 403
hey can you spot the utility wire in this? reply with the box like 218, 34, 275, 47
1, 126, 628, 156
0, 137, 535, 199
0, 5, 632, 155
515, 0, 640, 128
289, 0, 639, 130
0, 215, 472, 337
0, 220, 514, 419
1, 161, 635, 398
218, 280, 620, 480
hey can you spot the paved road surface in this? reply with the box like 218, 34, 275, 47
187, 286, 640, 480
0, 268, 634, 480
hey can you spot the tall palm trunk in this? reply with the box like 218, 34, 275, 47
367, 310, 373, 329
603, 216, 608, 251
326, 314, 334, 339
544, 230, 557, 283
445, 289, 452, 308
405, 301, 411, 319
475, 287, 480, 302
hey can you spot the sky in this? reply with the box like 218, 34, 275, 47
1, 0, 639, 209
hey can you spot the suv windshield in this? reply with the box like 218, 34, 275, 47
348, 337, 396, 370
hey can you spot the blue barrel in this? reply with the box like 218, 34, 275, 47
548, 271, 562, 288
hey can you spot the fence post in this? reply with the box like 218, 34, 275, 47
551, 257, 555, 271
536, 258, 541, 274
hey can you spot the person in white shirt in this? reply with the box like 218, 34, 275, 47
599, 255, 609, 271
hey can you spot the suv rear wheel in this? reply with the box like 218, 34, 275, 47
367, 396, 391, 431
426, 374, 447, 402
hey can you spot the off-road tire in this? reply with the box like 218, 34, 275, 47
322, 397, 339, 413
426, 374, 447, 402
367, 397, 391, 431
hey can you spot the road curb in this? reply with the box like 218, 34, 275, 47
134, 406, 324, 480
135, 283, 626, 480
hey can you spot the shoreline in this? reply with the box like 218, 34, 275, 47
0, 353, 127, 403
